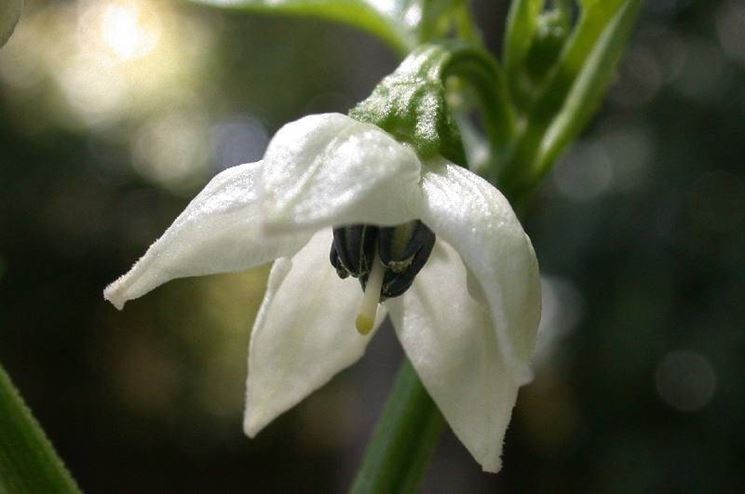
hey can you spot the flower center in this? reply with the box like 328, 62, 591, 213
328, 220, 436, 334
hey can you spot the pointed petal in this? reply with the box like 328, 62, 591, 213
419, 160, 541, 385
261, 113, 422, 233
104, 161, 309, 309
387, 240, 518, 473
244, 229, 385, 436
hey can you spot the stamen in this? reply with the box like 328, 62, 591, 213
355, 252, 385, 335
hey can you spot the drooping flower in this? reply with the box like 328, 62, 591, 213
104, 112, 541, 473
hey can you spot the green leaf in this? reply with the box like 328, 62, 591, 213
499, 0, 641, 198
0, 364, 82, 494
538, 0, 641, 171
503, 0, 544, 107
188, 0, 463, 55
503, 0, 578, 112
503, 0, 544, 76
522, 8, 570, 83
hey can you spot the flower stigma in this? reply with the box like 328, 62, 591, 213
355, 251, 385, 335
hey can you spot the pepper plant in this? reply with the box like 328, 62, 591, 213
0, 1, 640, 492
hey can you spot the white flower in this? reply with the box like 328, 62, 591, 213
104, 113, 541, 473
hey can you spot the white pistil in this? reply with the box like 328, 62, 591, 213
355, 253, 385, 335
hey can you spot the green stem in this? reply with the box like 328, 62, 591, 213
444, 50, 517, 158
499, 0, 641, 199
454, 1, 481, 47
350, 359, 444, 494
0, 364, 82, 494
352, 2, 643, 491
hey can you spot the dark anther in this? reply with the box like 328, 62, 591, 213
377, 221, 435, 298
329, 220, 436, 300
329, 247, 349, 279
330, 225, 377, 278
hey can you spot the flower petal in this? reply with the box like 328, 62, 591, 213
261, 113, 422, 233
386, 240, 518, 473
244, 228, 384, 437
418, 160, 541, 385
104, 161, 309, 309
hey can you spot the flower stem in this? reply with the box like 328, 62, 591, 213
350, 359, 444, 494
0, 364, 82, 494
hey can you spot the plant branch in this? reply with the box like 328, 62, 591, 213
349, 359, 445, 494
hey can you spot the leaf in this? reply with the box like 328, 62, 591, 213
503, 0, 544, 104
0, 365, 82, 494
189, 0, 461, 55
499, 0, 641, 195
536, 0, 641, 171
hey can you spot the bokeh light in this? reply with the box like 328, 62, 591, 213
655, 350, 717, 412
0, 0, 217, 190
99, 1, 161, 60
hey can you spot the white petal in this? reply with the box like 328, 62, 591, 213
419, 160, 541, 385
104, 161, 309, 309
244, 228, 385, 436
386, 240, 518, 473
260, 113, 422, 233
1, 0, 22, 47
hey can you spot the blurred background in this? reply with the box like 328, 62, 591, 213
1, 0, 744, 492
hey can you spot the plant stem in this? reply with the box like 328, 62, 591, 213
349, 359, 444, 494
0, 364, 82, 494
444, 51, 517, 157
351, 1, 643, 491
498, 0, 641, 199
454, 1, 481, 47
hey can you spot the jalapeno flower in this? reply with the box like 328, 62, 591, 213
104, 112, 541, 473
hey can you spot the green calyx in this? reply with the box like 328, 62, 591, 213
350, 45, 465, 165
350, 43, 513, 168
